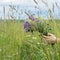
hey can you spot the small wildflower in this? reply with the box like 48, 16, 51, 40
24, 28, 28, 32
16, 52, 19, 55
29, 15, 35, 21
24, 21, 30, 27
32, 36, 37, 40
37, 42, 40, 45
24, 21, 34, 34
24, 22, 30, 32
0, 49, 2, 52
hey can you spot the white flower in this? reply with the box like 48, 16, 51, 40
37, 42, 40, 45
32, 36, 37, 40
16, 52, 19, 55
0, 49, 2, 52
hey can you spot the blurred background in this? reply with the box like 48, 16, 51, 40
0, 0, 60, 20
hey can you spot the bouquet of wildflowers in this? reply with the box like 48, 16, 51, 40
24, 12, 52, 36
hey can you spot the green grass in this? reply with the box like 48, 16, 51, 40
0, 20, 60, 60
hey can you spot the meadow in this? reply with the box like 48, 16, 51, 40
0, 20, 60, 60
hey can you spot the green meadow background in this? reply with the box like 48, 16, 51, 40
0, 20, 60, 60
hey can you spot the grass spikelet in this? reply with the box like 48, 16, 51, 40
55, 2, 60, 9
33, 0, 38, 5
41, 0, 48, 7
52, 3, 55, 13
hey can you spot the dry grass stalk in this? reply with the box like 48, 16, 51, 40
55, 2, 60, 9
33, 0, 38, 5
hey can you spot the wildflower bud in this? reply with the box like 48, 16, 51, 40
29, 15, 35, 21
24, 22, 30, 32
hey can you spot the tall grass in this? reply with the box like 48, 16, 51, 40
0, 20, 60, 60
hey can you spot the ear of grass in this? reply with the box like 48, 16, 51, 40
33, 0, 38, 5
52, 3, 55, 13
41, 0, 48, 7
55, 2, 60, 9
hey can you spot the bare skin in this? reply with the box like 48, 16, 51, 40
43, 33, 60, 46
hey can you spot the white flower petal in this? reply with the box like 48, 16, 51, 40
0, 49, 2, 52
32, 36, 37, 39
